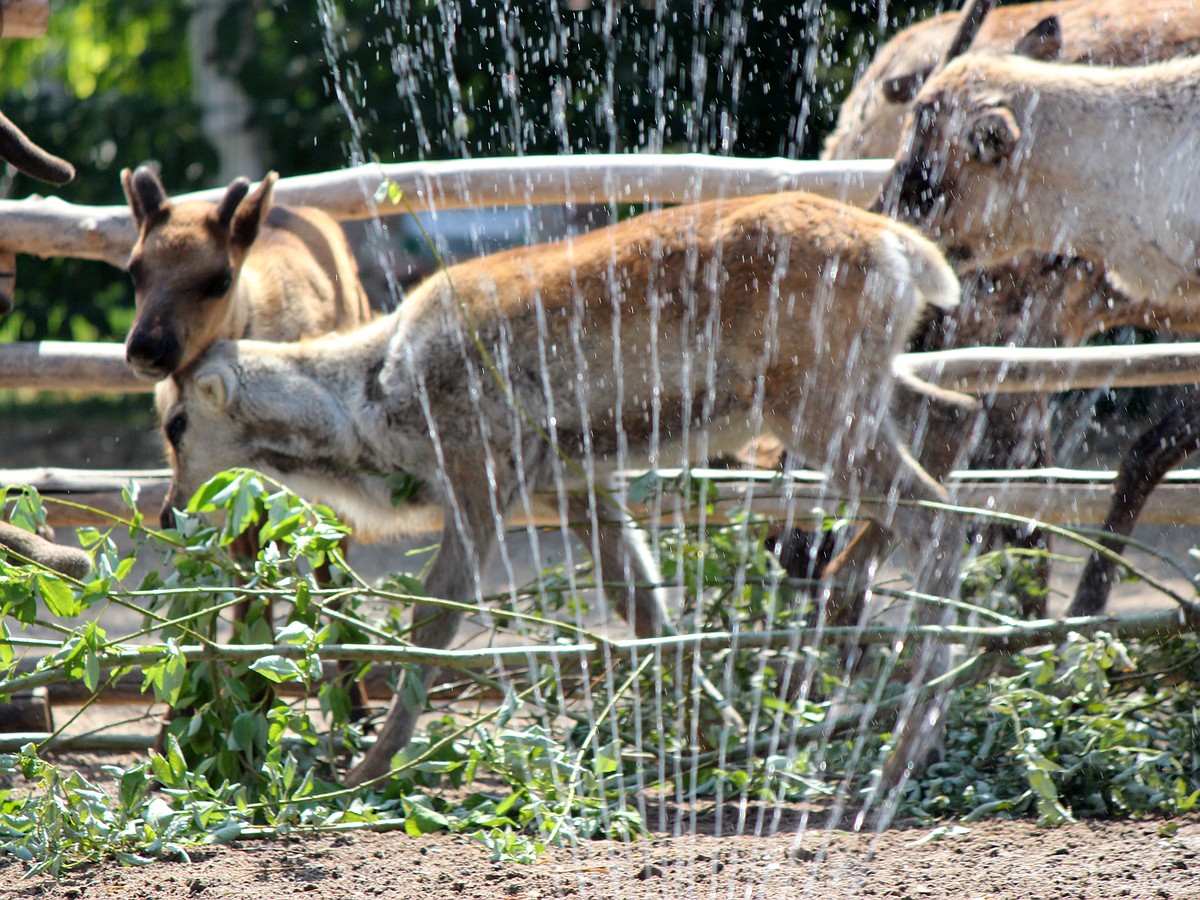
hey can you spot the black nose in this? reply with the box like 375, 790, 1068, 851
126, 327, 182, 378
893, 158, 942, 226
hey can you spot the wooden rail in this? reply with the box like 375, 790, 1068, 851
0, 156, 892, 268
8, 465, 1200, 528
6, 339, 1200, 396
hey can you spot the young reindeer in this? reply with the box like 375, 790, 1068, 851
121, 166, 373, 380
158, 190, 977, 803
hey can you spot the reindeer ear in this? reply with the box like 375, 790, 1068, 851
229, 172, 278, 251
968, 106, 1020, 165
882, 64, 936, 104
126, 166, 169, 227
214, 177, 251, 230
195, 366, 237, 413
1014, 15, 1062, 61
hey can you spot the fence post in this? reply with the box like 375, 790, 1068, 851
0, 0, 50, 39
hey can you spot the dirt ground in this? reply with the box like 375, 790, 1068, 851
5, 796, 1198, 899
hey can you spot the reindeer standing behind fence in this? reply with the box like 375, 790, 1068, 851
121, 166, 374, 380
878, 9, 1200, 616
831, 0, 1200, 618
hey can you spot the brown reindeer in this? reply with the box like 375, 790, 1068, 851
121, 166, 373, 380
829, 0, 1200, 618
121, 166, 377, 725
159, 189, 977, 809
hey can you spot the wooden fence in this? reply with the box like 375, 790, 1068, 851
2, 156, 1199, 530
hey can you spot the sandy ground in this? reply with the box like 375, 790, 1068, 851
4, 795, 1198, 899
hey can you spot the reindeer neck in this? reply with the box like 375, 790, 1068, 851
227, 267, 260, 339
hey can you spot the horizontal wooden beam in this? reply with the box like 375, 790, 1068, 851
5, 339, 1200, 397
0, 156, 892, 268
7, 465, 1200, 529
614, 467, 1200, 528
899, 342, 1200, 394
0, 340, 146, 392
0, 0, 49, 39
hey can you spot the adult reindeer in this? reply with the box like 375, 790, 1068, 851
877, 8, 1200, 617
833, 0, 1200, 618
159, 190, 976, 803
0, 111, 91, 579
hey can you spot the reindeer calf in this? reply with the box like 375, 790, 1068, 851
156, 191, 975, 802
122, 167, 373, 380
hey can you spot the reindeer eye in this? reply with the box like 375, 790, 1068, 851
165, 412, 188, 448
202, 270, 233, 299
127, 259, 145, 290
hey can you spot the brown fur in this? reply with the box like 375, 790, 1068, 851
121, 167, 373, 379
159, 191, 976, 808
825, 0, 1200, 161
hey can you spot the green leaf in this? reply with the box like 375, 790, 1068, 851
385, 471, 423, 507
402, 794, 451, 835
248, 655, 304, 683
228, 711, 262, 753
37, 574, 79, 617
274, 621, 315, 646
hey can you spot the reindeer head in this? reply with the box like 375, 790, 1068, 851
122, 167, 278, 379
156, 340, 374, 529
875, 16, 1063, 265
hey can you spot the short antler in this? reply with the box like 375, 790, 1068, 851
943, 0, 998, 62
880, 0, 999, 104
0, 110, 74, 185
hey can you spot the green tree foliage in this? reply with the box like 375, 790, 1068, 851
1, 0, 940, 343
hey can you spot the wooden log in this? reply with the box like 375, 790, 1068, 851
0, 467, 171, 526
0, 249, 15, 314
0, 156, 892, 268
0, 0, 49, 39
1, 657, 501, 706
7, 339, 1200, 398
0, 340, 147, 392
7, 464, 1200, 530
899, 343, 1200, 394
614, 467, 1200, 527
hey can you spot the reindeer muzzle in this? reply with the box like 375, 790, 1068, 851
126, 326, 183, 379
